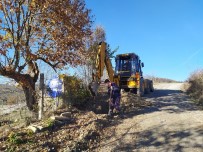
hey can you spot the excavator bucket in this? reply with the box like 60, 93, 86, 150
88, 81, 100, 97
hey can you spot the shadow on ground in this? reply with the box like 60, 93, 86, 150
118, 89, 200, 120
144, 89, 199, 112
111, 124, 203, 152
96, 88, 203, 151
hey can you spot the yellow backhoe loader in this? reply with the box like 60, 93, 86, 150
89, 42, 154, 96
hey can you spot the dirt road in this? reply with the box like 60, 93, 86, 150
98, 83, 203, 152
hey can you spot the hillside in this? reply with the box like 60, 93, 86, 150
145, 75, 181, 83
0, 84, 25, 104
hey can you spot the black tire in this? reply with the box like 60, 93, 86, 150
149, 81, 154, 92
144, 80, 150, 94
137, 79, 144, 97
124, 88, 130, 92
130, 88, 136, 94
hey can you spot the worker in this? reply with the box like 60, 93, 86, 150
123, 60, 131, 71
104, 79, 121, 116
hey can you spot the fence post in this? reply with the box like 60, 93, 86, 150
39, 73, 44, 120
59, 74, 65, 106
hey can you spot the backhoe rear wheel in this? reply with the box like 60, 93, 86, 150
144, 79, 150, 94
150, 81, 154, 92
137, 79, 144, 97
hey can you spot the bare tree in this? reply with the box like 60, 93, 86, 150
0, 0, 92, 112
77, 25, 118, 85
76, 26, 106, 85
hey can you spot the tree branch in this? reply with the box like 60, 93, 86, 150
18, 62, 27, 73
19, 3, 30, 39
13, 1, 21, 70
37, 57, 57, 72
2, 1, 17, 65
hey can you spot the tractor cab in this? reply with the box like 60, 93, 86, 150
115, 53, 143, 76
115, 53, 144, 90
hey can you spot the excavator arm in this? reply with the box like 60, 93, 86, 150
95, 42, 114, 81
89, 42, 116, 96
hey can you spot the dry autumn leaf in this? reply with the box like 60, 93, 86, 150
0, 0, 93, 112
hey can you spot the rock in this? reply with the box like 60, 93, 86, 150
50, 116, 70, 121
27, 124, 46, 133
60, 112, 71, 118
14, 119, 19, 123
27, 125, 38, 133
34, 125, 44, 131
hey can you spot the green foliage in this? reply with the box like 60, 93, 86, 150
45, 118, 55, 128
6, 146, 17, 152
26, 130, 34, 137
106, 44, 119, 59
63, 75, 91, 106
7, 132, 23, 145
187, 69, 203, 105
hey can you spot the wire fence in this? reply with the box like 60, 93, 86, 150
0, 83, 61, 138
0, 85, 25, 113
0, 86, 29, 138
0, 73, 91, 137
0, 102, 26, 116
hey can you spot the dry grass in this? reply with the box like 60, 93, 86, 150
0, 84, 25, 105
186, 69, 203, 106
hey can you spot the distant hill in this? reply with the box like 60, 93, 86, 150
145, 75, 181, 83
0, 84, 25, 104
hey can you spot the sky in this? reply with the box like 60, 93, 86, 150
1, 0, 203, 84
86, 0, 203, 81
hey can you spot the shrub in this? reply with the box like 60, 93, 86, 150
187, 69, 203, 105
63, 75, 91, 107
45, 118, 55, 128
7, 132, 23, 145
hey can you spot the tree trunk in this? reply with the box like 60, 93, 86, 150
1, 61, 39, 113
22, 61, 39, 112
22, 84, 38, 112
